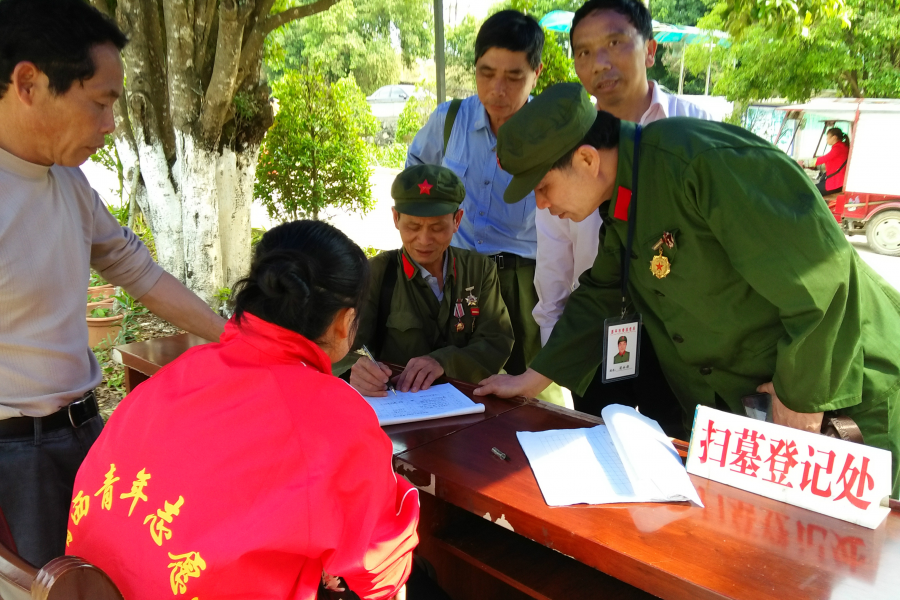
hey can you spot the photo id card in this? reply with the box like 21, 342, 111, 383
602, 315, 642, 383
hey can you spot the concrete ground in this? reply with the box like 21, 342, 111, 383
252, 166, 403, 251
847, 235, 900, 291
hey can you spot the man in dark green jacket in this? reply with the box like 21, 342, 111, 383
475, 84, 900, 497
337, 165, 514, 396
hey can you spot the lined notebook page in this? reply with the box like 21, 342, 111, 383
516, 426, 645, 506
362, 383, 485, 426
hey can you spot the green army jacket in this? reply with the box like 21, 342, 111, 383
532, 119, 900, 420
335, 246, 514, 383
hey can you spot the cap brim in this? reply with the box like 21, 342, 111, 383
395, 201, 460, 217
503, 163, 551, 204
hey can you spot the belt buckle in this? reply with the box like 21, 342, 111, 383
67, 391, 95, 428
495, 254, 505, 270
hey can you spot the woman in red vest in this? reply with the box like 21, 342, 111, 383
812, 127, 850, 195
66, 221, 418, 600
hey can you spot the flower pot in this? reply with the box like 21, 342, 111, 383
86, 300, 115, 317
87, 284, 116, 302
87, 312, 123, 349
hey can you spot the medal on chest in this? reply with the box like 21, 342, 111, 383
465, 286, 479, 331
453, 299, 465, 332
650, 232, 675, 279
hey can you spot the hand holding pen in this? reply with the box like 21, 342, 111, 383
350, 345, 397, 397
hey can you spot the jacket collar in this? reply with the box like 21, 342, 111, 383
608, 120, 638, 223
400, 247, 457, 284
221, 312, 333, 375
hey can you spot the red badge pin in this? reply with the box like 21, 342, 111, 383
418, 179, 433, 195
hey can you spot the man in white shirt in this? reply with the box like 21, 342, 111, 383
0, 0, 225, 566
533, 0, 712, 434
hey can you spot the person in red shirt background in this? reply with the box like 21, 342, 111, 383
802, 127, 850, 195
66, 220, 419, 600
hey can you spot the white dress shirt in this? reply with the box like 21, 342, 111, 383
533, 82, 714, 345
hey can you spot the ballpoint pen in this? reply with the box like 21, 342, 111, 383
361, 344, 397, 396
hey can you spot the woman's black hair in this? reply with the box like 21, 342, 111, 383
232, 220, 369, 343
0, 0, 128, 99
551, 110, 622, 171
827, 127, 849, 145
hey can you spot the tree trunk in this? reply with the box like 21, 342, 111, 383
93, 0, 342, 304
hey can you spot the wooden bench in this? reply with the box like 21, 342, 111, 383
0, 508, 122, 600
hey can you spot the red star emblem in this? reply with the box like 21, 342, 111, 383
418, 179, 433, 195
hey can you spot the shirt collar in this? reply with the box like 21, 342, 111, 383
472, 100, 491, 133
639, 80, 670, 124
221, 312, 333, 375
402, 248, 455, 284
470, 95, 535, 136
0, 146, 51, 181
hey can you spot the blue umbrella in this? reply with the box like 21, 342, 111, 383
539, 11, 729, 47
540, 10, 576, 33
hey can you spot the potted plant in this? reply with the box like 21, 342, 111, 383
86, 304, 124, 349
88, 273, 115, 302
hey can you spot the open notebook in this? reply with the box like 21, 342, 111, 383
517, 404, 702, 507
361, 383, 485, 426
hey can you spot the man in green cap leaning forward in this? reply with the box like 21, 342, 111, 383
475, 83, 900, 497
336, 164, 514, 396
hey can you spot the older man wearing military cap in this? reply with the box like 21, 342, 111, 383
336, 165, 514, 396
476, 83, 900, 498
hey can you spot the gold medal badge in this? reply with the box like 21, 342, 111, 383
650, 232, 675, 279
650, 250, 670, 279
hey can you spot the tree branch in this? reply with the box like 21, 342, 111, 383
194, 0, 219, 71
117, 0, 175, 160
161, 0, 200, 133
236, 0, 342, 90
198, 0, 249, 146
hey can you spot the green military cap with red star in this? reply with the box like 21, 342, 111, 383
391, 164, 466, 217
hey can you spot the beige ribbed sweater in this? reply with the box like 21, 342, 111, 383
0, 147, 162, 418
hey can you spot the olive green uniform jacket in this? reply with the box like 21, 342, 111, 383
531, 119, 900, 493
335, 247, 514, 384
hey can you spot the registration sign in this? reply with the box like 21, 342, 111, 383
686, 406, 892, 529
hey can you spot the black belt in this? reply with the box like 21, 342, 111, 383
488, 252, 536, 270
0, 391, 99, 438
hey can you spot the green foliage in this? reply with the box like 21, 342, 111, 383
251, 227, 267, 248
703, 0, 900, 101
233, 91, 265, 129
92, 347, 125, 392
255, 64, 376, 222
396, 94, 436, 144
266, 0, 432, 94
90, 307, 113, 318
89, 272, 108, 287
370, 143, 408, 169
89, 135, 123, 203
361, 246, 381, 258
212, 287, 233, 316
535, 30, 578, 95
489, 0, 583, 19
652, 0, 712, 26
712, 0, 850, 38
446, 14, 479, 95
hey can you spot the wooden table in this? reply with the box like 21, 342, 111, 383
113, 336, 900, 600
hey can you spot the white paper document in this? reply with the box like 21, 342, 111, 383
517, 404, 703, 507
362, 383, 485, 426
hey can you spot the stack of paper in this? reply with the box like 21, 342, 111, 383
361, 383, 485, 426
517, 404, 702, 507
